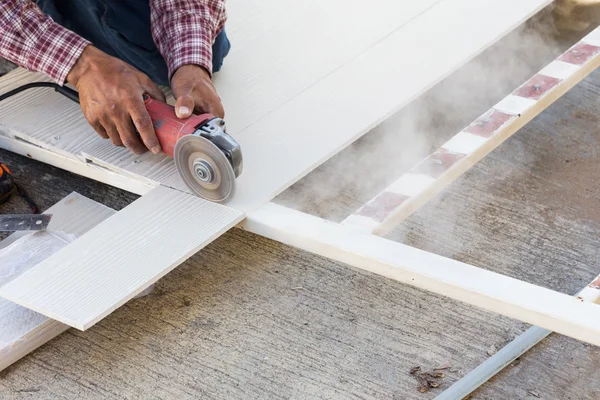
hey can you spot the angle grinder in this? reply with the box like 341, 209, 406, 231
0, 83, 242, 203
142, 95, 242, 202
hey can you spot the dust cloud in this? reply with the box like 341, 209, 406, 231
275, 2, 596, 234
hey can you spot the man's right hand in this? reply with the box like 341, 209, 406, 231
67, 46, 166, 155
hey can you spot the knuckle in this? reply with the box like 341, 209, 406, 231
122, 138, 139, 148
105, 104, 119, 116
133, 115, 152, 129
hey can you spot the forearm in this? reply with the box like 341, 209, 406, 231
0, 0, 89, 84
150, 0, 226, 80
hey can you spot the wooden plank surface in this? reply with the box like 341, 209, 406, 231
0, 186, 244, 330
0, 0, 551, 211
0, 192, 115, 371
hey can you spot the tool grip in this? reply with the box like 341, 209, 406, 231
143, 95, 213, 157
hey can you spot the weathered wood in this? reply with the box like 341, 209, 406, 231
242, 203, 600, 346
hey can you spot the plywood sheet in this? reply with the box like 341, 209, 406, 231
0, 186, 244, 330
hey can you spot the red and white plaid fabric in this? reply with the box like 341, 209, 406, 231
0, 0, 226, 85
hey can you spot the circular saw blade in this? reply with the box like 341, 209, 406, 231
174, 135, 236, 203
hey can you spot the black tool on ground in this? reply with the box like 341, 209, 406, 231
0, 214, 52, 231
0, 163, 51, 231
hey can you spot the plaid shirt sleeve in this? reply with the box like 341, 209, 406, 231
150, 0, 227, 80
0, 0, 90, 85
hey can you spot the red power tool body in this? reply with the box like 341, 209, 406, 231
0, 83, 243, 203
142, 95, 242, 202
143, 96, 213, 158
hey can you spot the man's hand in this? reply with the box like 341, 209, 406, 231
67, 46, 166, 155
171, 65, 224, 119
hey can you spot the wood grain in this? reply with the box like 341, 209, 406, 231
0, 192, 115, 371
0, 186, 244, 330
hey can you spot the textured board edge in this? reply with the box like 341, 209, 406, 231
0, 186, 245, 330
0, 192, 116, 371
0, 131, 155, 196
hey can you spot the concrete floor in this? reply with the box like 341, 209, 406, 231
2, 8, 600, 400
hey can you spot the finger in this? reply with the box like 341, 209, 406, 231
142, 78, 166, 102
129, 101, 161, 154
191, 82, 225, 118
193, 95, 225, 118
174, 92, 195, 119
115, 116, 146, 154
103, 121, 123, 147
90, 121, 109, 139
203, 95, 225, 118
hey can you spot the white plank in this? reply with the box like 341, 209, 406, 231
0, 133, 155, 196
342, 28, 600, 234
0, 186, 244, 330
0, 0, 442, 189
242, 203, 600, 346
0, 0, 550, 210
226, 0, 551, 210
217, 0, 444, 133
0, 192, 115, 371
0, 0, 551, 329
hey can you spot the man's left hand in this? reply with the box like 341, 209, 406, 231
171, 65, 224, 119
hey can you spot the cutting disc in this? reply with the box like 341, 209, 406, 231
174, 135, 236, 202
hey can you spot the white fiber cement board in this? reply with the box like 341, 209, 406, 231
0, 0, 550, 210
0, 186, 244, 330
0, 0, 441, 165
0, 192, 115, 371
0, 0, 550, 328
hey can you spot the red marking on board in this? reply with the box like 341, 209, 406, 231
464, 109, 515, 138
589, 277, 600, 290
411, 148, 466, 179
513, 74, 561, 100
559, 43, 600, 66
356, 192, 410, 222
